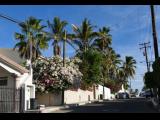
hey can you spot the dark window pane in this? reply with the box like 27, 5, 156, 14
0, 77, 8, 86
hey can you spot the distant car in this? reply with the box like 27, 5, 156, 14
145, 90, 152, 98
139, 91, 146, 97
130, 93, 136, 98
116, 92, 129, 99
139, 90, 152, 98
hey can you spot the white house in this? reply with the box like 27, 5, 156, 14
97, 84, 111, 100
0, 49, 35, 112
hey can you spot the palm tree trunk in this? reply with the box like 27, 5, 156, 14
54, 41, 59, 56
62, 31, 66, 105
53, 44, 56, 56
102, 40, 105, 100
63, 39, 66, 67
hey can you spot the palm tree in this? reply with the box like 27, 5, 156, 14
102, 48, 121, 78
14, 16, 48, 62
47, 17, 68, 56
101, 47, 121, 99
92, 26, 112, 52
71, 18, 97, 53
110, 53, 122, 80
121, 56, 136, 90
116, 67, 126, 90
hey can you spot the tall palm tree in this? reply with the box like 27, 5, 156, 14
14, 16, 48, 62
101, 47, 121, 99
71, 18, 97, 53
92, 26, 112, 52
110, 53, 122, 80
47, 17, 68, 56
121, 56, 136, 90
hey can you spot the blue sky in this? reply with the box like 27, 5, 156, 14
1, 5, 160, 91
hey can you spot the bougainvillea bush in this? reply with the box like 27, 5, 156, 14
32, 56, 83, 93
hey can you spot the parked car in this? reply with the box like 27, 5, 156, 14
139, 91, 146, 97
139, 90, 152, 98
145, 90, 153, 98
115, 92, 130, 99
130, 93, 136, 98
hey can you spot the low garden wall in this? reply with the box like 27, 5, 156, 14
36, 85, 111, 106
36, 92, 62, 106
64, 88, 98, 104
36, 88, 98, 106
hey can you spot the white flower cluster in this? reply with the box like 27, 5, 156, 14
33, 55, 83, 92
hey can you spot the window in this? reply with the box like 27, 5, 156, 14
0, 77, 8, 86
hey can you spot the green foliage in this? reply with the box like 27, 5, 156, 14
144, 58, 160, 89
47, 17, 68, 56
119, 56, 136, 90
152, 58, 160, 72
123, 82, 130, 90
79, 48, 103, 88
144, 72, 157, 88
71, 18, 97, 53
14, 17, 48, 61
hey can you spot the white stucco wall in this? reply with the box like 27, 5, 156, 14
64, 89, 97, 104
16, 73, 32, 88
36, 87, 99, 106
36, 85, 112, 106
98, 85, 111, 100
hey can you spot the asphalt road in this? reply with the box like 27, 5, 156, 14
53, 98, 157, 113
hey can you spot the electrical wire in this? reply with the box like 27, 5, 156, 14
0, 13, 21, 24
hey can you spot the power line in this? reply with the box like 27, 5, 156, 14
139, 42, 151, 72
0, 13, 22, 24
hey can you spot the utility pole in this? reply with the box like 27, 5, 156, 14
139, 42, 151, 72
150, 5, 159, 99
150, 5, 159, 59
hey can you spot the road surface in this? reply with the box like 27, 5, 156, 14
53, 98, 157, 113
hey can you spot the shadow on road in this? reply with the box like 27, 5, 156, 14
54, 98, 157, 113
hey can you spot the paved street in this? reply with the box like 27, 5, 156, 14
53, 98, 157, 113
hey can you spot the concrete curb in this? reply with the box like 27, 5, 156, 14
25, 99, 105, 113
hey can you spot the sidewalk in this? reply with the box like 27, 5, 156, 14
25, 99, 104, 113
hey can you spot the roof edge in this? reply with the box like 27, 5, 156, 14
0, 53, 29, 74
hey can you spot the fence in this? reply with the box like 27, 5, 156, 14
0, 87, 22, 113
